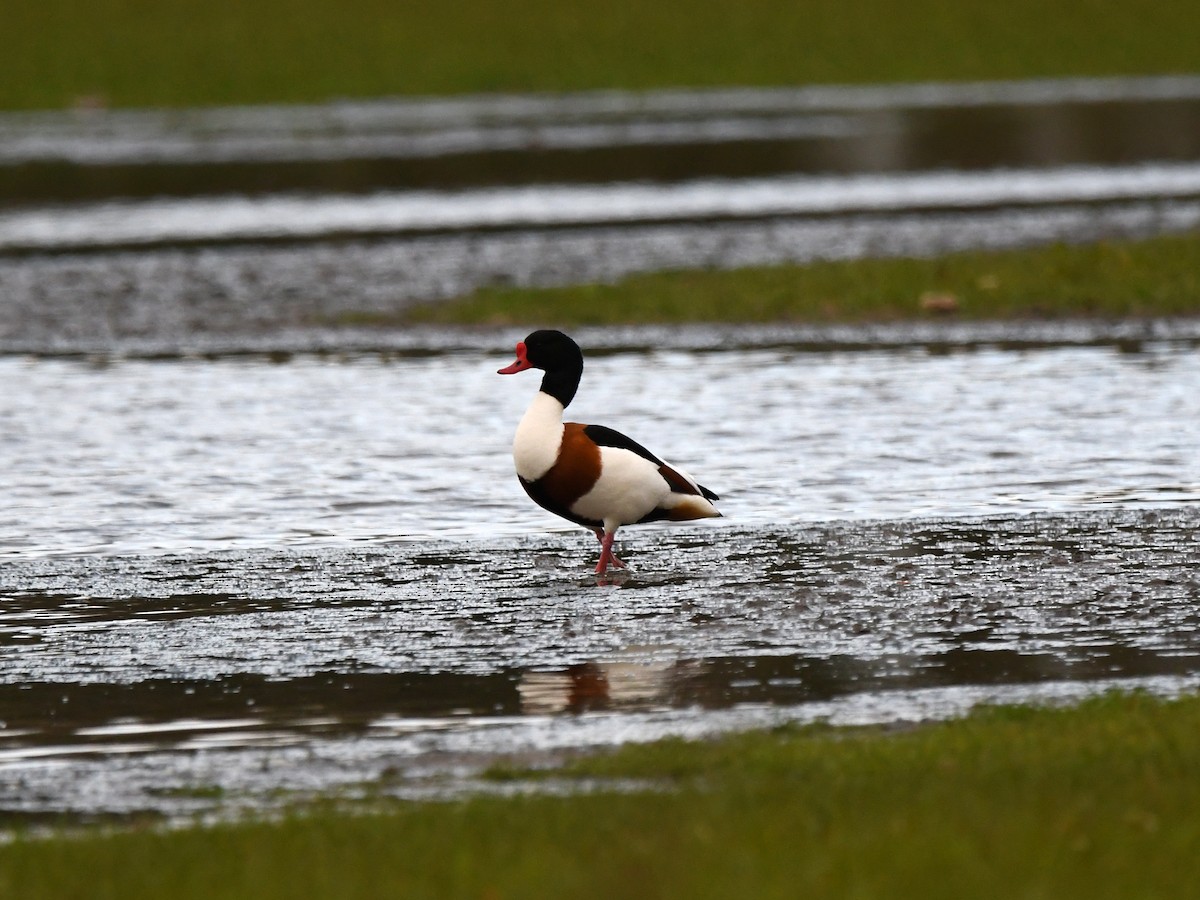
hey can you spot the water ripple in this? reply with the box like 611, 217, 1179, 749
3, 341, 1198, 558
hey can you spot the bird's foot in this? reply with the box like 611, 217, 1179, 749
593, 530, 627, 574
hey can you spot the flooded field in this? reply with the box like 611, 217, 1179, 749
5, 77, 1200, 202
2, 77, 1200, 351
2, 332, 1199, 823
1, 77, 1199, 826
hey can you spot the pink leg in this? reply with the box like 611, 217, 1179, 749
593, 529, 626, 573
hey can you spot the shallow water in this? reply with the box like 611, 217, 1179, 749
3, 77, 1199, 352
5, 164, 1200, 253
4, 77, 1200, 201
1, 336, 1199, 822
4, 336, 1199, 558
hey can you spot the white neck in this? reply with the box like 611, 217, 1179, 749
512, 391, 565, 481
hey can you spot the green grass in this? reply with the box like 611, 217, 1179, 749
2, 691, 1199, 899
4, 0, 1199, 110
397, 231, 1200, 327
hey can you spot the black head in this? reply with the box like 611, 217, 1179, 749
497, 330, 584, 407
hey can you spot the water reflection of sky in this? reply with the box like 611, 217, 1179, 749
2, 339, 1198, 557
4, 164, 1200, 251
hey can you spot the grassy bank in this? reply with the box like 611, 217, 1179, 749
399, 231, 1200, 327
6, 0, 1200, 110
1, 691, 1198, 899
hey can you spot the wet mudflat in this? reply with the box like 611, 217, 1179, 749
1, 513, 1199, 824
6, 198, 1200, 354
1, 333, 1199, 824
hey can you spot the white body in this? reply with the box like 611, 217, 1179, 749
573, 447, 675, 530
512, 391, 717, 531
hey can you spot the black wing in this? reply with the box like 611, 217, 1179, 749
583, 424, 665, 466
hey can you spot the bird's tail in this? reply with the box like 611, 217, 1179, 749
661, 493, 722, 521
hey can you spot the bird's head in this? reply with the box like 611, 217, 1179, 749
497, 330, 583, 376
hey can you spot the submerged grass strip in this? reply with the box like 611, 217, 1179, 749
5, 0, 1200, 109
1, 692, 1199, 899
401, 231, 1200, 327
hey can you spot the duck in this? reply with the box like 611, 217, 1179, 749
498, 330, 721, 573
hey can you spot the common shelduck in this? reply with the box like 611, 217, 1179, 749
498, 330, 721, 574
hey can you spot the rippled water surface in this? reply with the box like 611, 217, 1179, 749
4, 336, 1199, 557
2, 333, 1199, 823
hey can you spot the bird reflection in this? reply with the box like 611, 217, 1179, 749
518, 661, 677, 715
